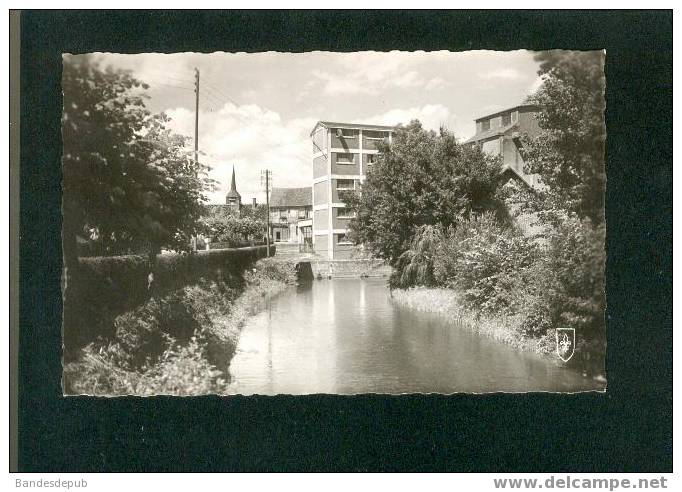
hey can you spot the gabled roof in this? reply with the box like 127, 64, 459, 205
310, 121, 397, 137
269, 187, 312, 208
464, 122, 519, 144
473, 104, 541, 122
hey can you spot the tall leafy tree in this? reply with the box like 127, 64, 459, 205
515, 51, 606, 360
347, 120, 504, 264
62, 55, 213, 264
520, 50, 606, 225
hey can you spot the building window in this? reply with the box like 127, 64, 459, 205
481, 119, 490, 131
502, 113, 511, 126
336, 153, 355, 164
366, 154, 378, 165
364, 130, 387, 140
336, 128, 356, 139
336, 233, 352, 245
337, 208, 354, 219
336, 179, 355, 190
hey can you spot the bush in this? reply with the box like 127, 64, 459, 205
64, 255, 294, 395
200, 210, 265, 247
432, 213, 540, 315
64, 246, 271, 357
134, 339, 229, 396
389, 225, 443, 289
248, 257, 297, 286
518, 217, 605, 341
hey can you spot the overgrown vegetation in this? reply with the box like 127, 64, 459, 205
63, 258, 295, 396
350, 51, 606, 375
345, 120, 506, 264
199, 207, 266, 248
390, 216, 605, 371
62, 55, 215, 262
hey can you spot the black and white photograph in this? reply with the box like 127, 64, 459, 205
10, 6, 675, 478
60, 49, 608, 395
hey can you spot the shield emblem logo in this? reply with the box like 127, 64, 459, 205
555, 328, 576, 362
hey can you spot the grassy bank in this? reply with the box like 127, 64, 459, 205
391, 287, 556, 356
391, 287, 606, 381
63, 258, 296, 396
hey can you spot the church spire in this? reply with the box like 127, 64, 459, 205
230, 165, 237, 192
226, 165, 242, 207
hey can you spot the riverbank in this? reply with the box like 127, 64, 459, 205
63, 258, 296, 396
391, 286, 606, 383
390, 287, 556, 356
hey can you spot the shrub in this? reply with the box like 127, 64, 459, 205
518, 217, 605, 342
134, 339, 229, 396
64, 245, 272, 357
390, 225, 443, 289
64, 255, 293, 395
432, 213, 540, 315
200, 210, 265, 247
248, 257, 297, 286
64, 338, 229, 396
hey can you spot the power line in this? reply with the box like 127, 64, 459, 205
200, 90, 229, 112
146, 80, 194, 91
202, 75, 312, 163
202, 78, 242, 107
149, 72, 312, 167
137, 68, 195, 84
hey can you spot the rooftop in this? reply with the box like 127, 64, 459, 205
310, 121, 397, 136
270, 187, 312, 208
474, 104, 540, 122
464, 122, 519, 144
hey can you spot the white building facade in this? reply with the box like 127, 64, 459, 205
310, 121, 395, 259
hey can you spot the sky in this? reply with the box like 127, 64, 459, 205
87, 50, 543, 204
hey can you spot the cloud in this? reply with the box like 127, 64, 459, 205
527, 75, 546, 95
361, 104, 454, 132
161, 101, 466, 204
481, 68, 523, 80
310, 51, 450, 95
164, 103, 315, 204
425, 77, 447, 91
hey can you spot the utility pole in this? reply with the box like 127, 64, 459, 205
189, 68, 200, 253
261, 169, 272, 256
194, 68, 200, 165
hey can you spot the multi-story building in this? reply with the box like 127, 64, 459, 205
464, 104, 542, 188
269, 187, 313, 250
310, 121, 395, 259
466, 103, 544, 235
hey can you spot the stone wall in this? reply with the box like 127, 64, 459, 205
310, 259, 391, 278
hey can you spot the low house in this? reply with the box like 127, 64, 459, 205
269, 187, 313, 250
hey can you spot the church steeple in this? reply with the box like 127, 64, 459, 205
229, 166, 237, 193
225, 165, 242, 214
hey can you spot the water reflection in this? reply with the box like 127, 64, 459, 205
226, 278, 603, 395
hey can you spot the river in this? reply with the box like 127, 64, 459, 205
226, 278, 604, 394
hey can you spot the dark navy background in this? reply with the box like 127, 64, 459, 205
18, 10, 672, 472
